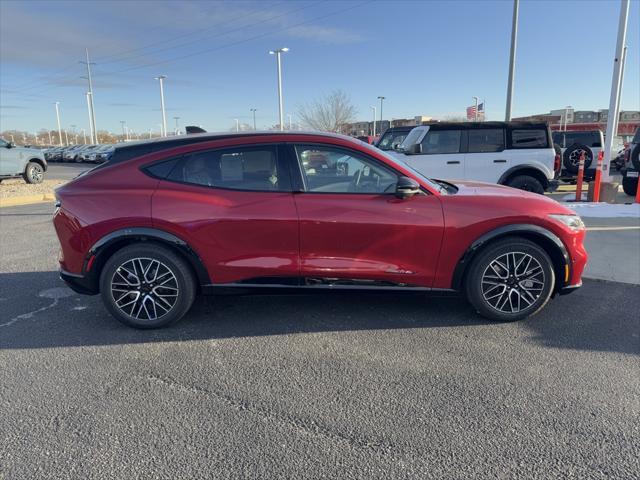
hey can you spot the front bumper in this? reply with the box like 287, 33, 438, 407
558, 281, 582, 296
60, 269, 98, 295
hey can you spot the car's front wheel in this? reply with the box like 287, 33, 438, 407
465, 237, 555, 322
99, 243, 196, 328
23, 162, 44, 184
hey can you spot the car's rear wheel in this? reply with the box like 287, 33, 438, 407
622, 174, 638, 196
465, 237, 555, 322
23, 162, 44, 184
99, 243, 196, 329
506, 175, 545, 194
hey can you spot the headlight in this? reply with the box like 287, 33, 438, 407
549, 214, 585, 231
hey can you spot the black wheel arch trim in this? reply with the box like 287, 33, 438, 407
498, 164, 550, 187
82, 227, 210, 292
451, 224, 570, 292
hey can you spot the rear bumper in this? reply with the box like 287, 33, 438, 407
60, 269, 98, 295
558, 281, 582, 295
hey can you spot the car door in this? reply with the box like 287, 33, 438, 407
151, 144, 300, 285
0, 138, 22, 175
464, 127, 508, 183
403, 127, 465, 181
290, 143, 444, 288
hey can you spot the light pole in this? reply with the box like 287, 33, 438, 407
149, 128, 153, 139
64, 130, 69, 146
155, 75, 168, 137
250, 108, 257, 130
234, 118, 240, 132
377, 96, 385, 132
85, 92, 95, 144
287, 114, 292, 130
80, 48, 97, 143
54, 102, 63, 147
269, 47, 289, 131
505, 0, 519, 121
120, 121, 126, 142
370, 106, 377, 136
173, 116, 180, 134
81, 129, 87, 144
563, 106, 570, 131
472, 96, 479, 121
48, 131, 52, 145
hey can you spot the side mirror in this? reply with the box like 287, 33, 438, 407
395, 176, 420, 199
406, 143, 422, 155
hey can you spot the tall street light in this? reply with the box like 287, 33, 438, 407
472, 96, 479, 121
120, 120, 126, 142
377, 96, 385, 132
505, 0, 519, 121
155, 75, 168, 137
80, 48, 97, 143
173, 116, 180, 134
269, 47, 289, 131
370, 106, 377, 136
54, 102, 63, 147
287, 114, 292, 130
250, 108, 257, 130
234, 118, 240, 132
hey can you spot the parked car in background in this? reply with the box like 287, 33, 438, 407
53, 131, 586, 329
0, 137, 47, 184
374, 126, 414, 151
552, 130, 603, 175
621, 127, 640, 196
62, 145, 85, 162
87, 144, 115, 163
44, 146, 64, 162
356, 135, 378, 145
394, 122, 559, 194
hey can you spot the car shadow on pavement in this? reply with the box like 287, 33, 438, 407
0, 271, 638, 355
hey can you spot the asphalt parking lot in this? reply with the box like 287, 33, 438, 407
1, 202, 639, 479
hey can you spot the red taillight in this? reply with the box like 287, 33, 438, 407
554, 154, 561, 172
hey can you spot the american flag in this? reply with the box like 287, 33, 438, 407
466, 102, 485, 120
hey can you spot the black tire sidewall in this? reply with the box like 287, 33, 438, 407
465, 237, 556, 322
99, 243, 196, 329
506, 175, 545, 194
631, 145, 640, 170
24, 162, 44, 184
622, 174, 638, 196
563, 144, 593, 173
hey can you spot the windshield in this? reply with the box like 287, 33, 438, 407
398, 127, 426, 151
377, 130, 410, 151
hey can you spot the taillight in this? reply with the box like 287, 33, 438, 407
554, 154, 561, 172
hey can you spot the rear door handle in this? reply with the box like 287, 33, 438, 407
447, 161, 460, 165
493, 159, 507, 163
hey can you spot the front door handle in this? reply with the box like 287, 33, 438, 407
493, 159, 507, 163
447, 161, 460, 165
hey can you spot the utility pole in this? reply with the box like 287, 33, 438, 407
250, 108, 257, 130
81, 129, 87, 144
48, 131, 52, 145
505, 0, 519, 121
377, 96, 385, 132
64, 130, 69, 146
472, 96, 479, 121
269, 48, 289, 131
85, 92, 95, 144
370, 106, 376, 136
602, 0, 630, 182
120, 121, 126, 142
54, 102, 63, 147
235, 118, 240, 132
155, 75, 168, 137
80, 48, 97, 143
149, 128, 153, 139
173, 116, 180, 134
287, 114, 292, 130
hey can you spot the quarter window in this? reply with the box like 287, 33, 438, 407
421, 130, 462, 154
167, 146, 288, 191
295, 145, 397, 194
511, 129, 549, 148
468, 129, 504, 153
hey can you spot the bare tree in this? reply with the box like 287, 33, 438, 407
298, 90, 357, 133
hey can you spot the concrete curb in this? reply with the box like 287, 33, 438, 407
0, 193, 56, 208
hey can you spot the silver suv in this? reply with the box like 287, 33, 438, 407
0, 137, 47, 184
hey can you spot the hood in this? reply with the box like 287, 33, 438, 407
446, 179, 576, 215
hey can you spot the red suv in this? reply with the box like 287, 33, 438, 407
53, 132, 587, 328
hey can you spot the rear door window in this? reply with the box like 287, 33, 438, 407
563, 132, 601, 147
421, 129, 462, 154
511, 129, 549, 148
468, 129, 504, 153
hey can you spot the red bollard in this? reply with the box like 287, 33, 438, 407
636, 175, 640, 203
575, 151, 585, 202
592, 150, 604, 203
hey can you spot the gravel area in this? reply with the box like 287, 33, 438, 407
0, 178, 65, 199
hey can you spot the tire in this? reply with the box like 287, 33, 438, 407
631, 145, 640, 170
23, 161, 44, 184
563, 144, 593, 173
99, 243, 196, 329
465, 237, 555, 322
622, 174, 638, 196
506, 174, 545, 194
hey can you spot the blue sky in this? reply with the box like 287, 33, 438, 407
1, 0, 638, 134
